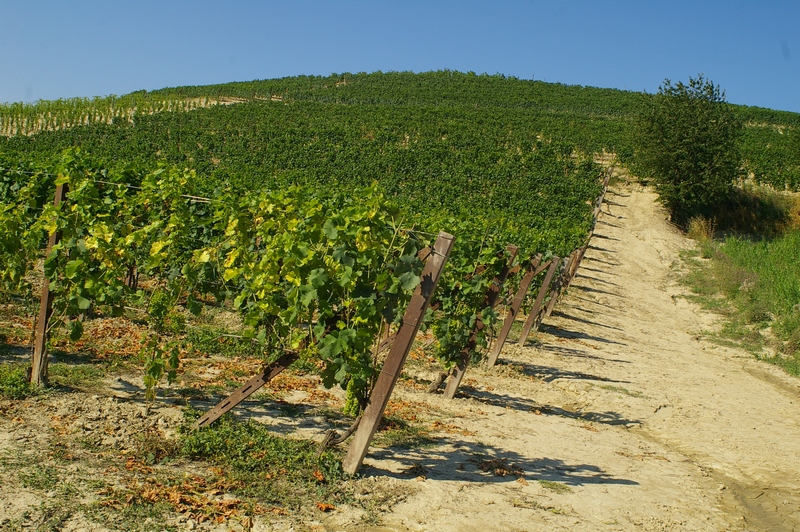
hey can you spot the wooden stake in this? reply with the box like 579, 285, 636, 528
342, 232, 454, 475
195, 352, 299, 429
544, 254, 575, 319
517, 256, 560, 346
31, 183, 68, 387
443, 245, 518, 399
486, 254, 548, 366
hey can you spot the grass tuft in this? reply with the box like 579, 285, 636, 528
680, 224, 800, 376
0, 363, 35, 399
179, 408, 348, 509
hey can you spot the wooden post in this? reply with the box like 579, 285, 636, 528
544, 253, 575, 319
564, 245, 587, 289
442, 245, 518, 399
486, 254, 549, 366
194, 352, 299, 429
342, 232, 454, 475
517, 256, 560, 346
30, 183, 68, 387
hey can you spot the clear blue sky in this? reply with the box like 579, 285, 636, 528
2, 1, 799, 112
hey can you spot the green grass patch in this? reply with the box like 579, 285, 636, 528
681, 227, 800, 375
179, 408, 348, 510
0, 363, 35, 399
18, 464, 61, 491
48, 362, 105, 389
372, 417, 437, 450
186, 325, 255, 359
85, 500, 178, 532
538, 479, 573, 493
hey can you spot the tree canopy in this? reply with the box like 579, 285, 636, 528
633, 75, 743, 226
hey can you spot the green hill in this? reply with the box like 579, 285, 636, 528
2, 71, 798, 192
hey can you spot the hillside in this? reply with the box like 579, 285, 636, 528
2, 71, 799, 190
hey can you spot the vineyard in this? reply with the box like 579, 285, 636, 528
2, 71, 799, 190
1, 71, 799, 529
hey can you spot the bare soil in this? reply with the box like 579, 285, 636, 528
2, 179, 799, 531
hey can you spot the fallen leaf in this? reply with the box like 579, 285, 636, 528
316, 502, 335, 512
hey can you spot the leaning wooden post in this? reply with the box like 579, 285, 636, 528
544, 253, 576, 319
564, 245, 587, 289
486, 254, 549, 366
343, 232, 454, 475
442, 245, 518, 399
517, 256, 560, 346
30, 183, 68, 387
195, 352, 299, 429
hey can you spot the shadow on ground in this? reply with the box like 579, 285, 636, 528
550, 311, 623, 332
364, 438, 639, 486
538, 324, 627, 347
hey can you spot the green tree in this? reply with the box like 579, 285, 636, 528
634, 75, 743, 226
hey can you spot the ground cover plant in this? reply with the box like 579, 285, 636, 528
682, 202, 800, 375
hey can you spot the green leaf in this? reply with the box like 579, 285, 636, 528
223, 267, 240, 281
332, 246, 354, 267
187, 295, 202, 316
69, 320, 84, 341
299, 285, 317, 307
398, 271, 420, 291
309, 268, 328, 288
77, 296, 91, 310
64, 259, 84, 279
322, 219, 338, 240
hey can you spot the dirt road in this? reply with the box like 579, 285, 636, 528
336, 181, 800, 531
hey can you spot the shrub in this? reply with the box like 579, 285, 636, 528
634, 75, 743, 227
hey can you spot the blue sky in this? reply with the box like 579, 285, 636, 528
2, 1, 799, 112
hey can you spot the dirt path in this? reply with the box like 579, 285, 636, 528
337, 181, 800, 532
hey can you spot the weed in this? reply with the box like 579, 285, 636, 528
133, 427, 181, 465
687, 215, 716, 241
680, 225, 800, 377
186, 325, 254, 358
372, 417, 437, 449
18, 464, 61, 491
86, 499, 177, 532
599, 385, 644, 398
179, 408, 348, 510
538, 479, 572, 493
713, 183, 794, 237
48, 362, 105, 389
0, 363, 35, 399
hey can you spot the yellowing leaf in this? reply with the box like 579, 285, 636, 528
223, 267, 240, 281
150, 240, 168, 257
